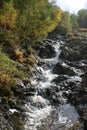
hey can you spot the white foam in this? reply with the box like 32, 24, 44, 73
32, 95, 49, 104
24, 105, 53, 130
68, 76, 82, 82
44, 41, 61, 64
71, 67, 84, 76
45, 69, 58, 81
9, 109, 18, 113
38, 81, 53, 88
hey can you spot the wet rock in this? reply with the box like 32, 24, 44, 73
38, 44, 56, 58
51, 122, 66, 130
53, 62, 75, 76
0, 110, 13, 130
3, 105, 9, 111
1, 97, 7, 104
0, 116, 12, 130
67, 60, 87, 71
59, 42, 87, 61
8, 100, 16, 109
62, 91, 70, 98
13, 86, 35, 97
60, 46, 81, 61
45, 88, 60, 105
52, 75, 68, 84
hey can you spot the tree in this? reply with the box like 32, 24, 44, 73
0, 0, 17, 29
77, 9, 87, 28
57, 11, 72, 34
71, 14, 78, 30
13, 0, 62, 43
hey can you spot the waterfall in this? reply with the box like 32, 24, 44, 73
24, 38, 83, 130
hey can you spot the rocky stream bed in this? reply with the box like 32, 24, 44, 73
0, 35, 87, 130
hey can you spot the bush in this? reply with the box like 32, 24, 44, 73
0, 74, 16, 96
0, 52, 16, 73
0, 52, 17, 96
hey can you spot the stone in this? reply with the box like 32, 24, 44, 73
59, 41, 87, 61
53, 62, 75, 76
38, 44, 56, 58
52, 75, 67, 84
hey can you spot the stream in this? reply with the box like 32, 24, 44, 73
24, 36, 85, 130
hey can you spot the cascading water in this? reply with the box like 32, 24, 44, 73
24, 37, 84, 130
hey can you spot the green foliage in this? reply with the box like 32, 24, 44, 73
0, 52, 17, 96
14, 0, 62, 43
0, 0, 70, 97
0, 0, 62, 44
0, 52, 16, 74
71, 14, 78, 30
77, 9, 87, 28
0, 29, 7, 43
66, 33, 82, 42
0, 1, 17, 29
58, 11, 72, 34
0, 1, 4, 7
27, 54, 36, 66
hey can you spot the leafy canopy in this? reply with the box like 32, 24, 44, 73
0, 0, 17, 28
14, 0, 62, 42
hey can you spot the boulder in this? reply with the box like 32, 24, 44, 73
52, 75, 67, 84
39, 44, 56, 58
53, 62, 75, 76
59, 41, 87, 61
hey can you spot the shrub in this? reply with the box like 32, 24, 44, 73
0, 52, 17, 96
0, 74, 16, 96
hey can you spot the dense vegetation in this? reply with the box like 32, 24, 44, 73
0, 0, 62, 96
0, 0, 87, 97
